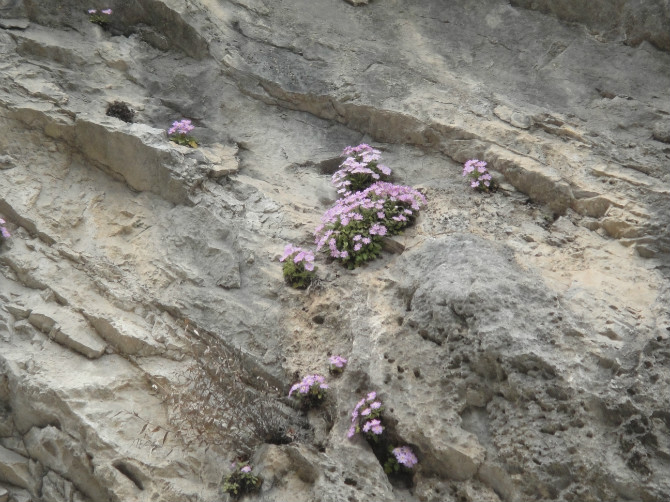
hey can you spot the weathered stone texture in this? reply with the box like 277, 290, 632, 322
1, 0, 669, 501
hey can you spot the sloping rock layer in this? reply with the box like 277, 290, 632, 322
0, 0, 669, 501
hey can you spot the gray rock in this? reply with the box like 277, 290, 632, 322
388, 235, 670, 499
0, 155, 15, 169
652, 121, 670, 143
0, 0, 669, 501
28, 305, 106, 359
0, 18, 29, 30
24, 426, 109, 502
0, 0, 26, 19
493, 105, 532, 129
41, 470, 88, 502
510, 0, 670, 52
0, 445, 37, 495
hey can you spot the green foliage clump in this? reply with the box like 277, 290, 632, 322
315, 182, 426, 269
280, 245, 316, 289
222, 463, 261, 499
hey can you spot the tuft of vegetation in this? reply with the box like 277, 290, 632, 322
347, 391, 418, 486
164, 321, 309, 456
88, 8, 112, 28
462, 159, 498, 193
222, 462, 262, 499
279, 244, 317, 289
168, 119, 198, 148
288, 374, 329, 410
106, 101, 135, 123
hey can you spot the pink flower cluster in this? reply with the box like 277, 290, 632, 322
280, 244, 315, 271
392, 446, 418, 468
314, 181, 426, 260
329, 355, 347, 369
168, 119, 195, 136
365, 182, 427, 211
333, 144, 392, 195
288, 374, 328, 397
462, 159, 492, 190
348, 391, 384, 438
0, 218, 10, 240
88, 8, 112, 14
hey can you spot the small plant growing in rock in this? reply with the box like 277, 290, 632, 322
333, 143, 392, 195
0, 218, 10, 243
168, 119, 198, 148
106, 101, 134, 123
364, 182, 426, 235
348, 392, 419, 484
280, 244, 316, 289
222, 462, 262, 499
328, 355, 347, 375
384, 445, 418, 474
348, 391, 384, 440
315, 182, 426, 269
462, 159, 496, 192
88, 8, 112, 27
288, 374, 329, 409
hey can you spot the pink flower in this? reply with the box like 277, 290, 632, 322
289, 374, 327, 399
329, 355, 347, 368
101, 8, 112, 15
240, 465, 252, 473
362, 419, 383, 435
393, 446, 418, 468
88, 9, 97, 14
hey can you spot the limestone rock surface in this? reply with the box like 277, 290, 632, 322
1, 0, 669, 501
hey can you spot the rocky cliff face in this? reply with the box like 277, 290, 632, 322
0, 1, 669, 501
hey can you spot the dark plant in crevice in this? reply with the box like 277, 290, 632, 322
106, 101, 135, 123
88, 8, 112, 29
222, 462, 262, 499
164, 321, 309, 456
